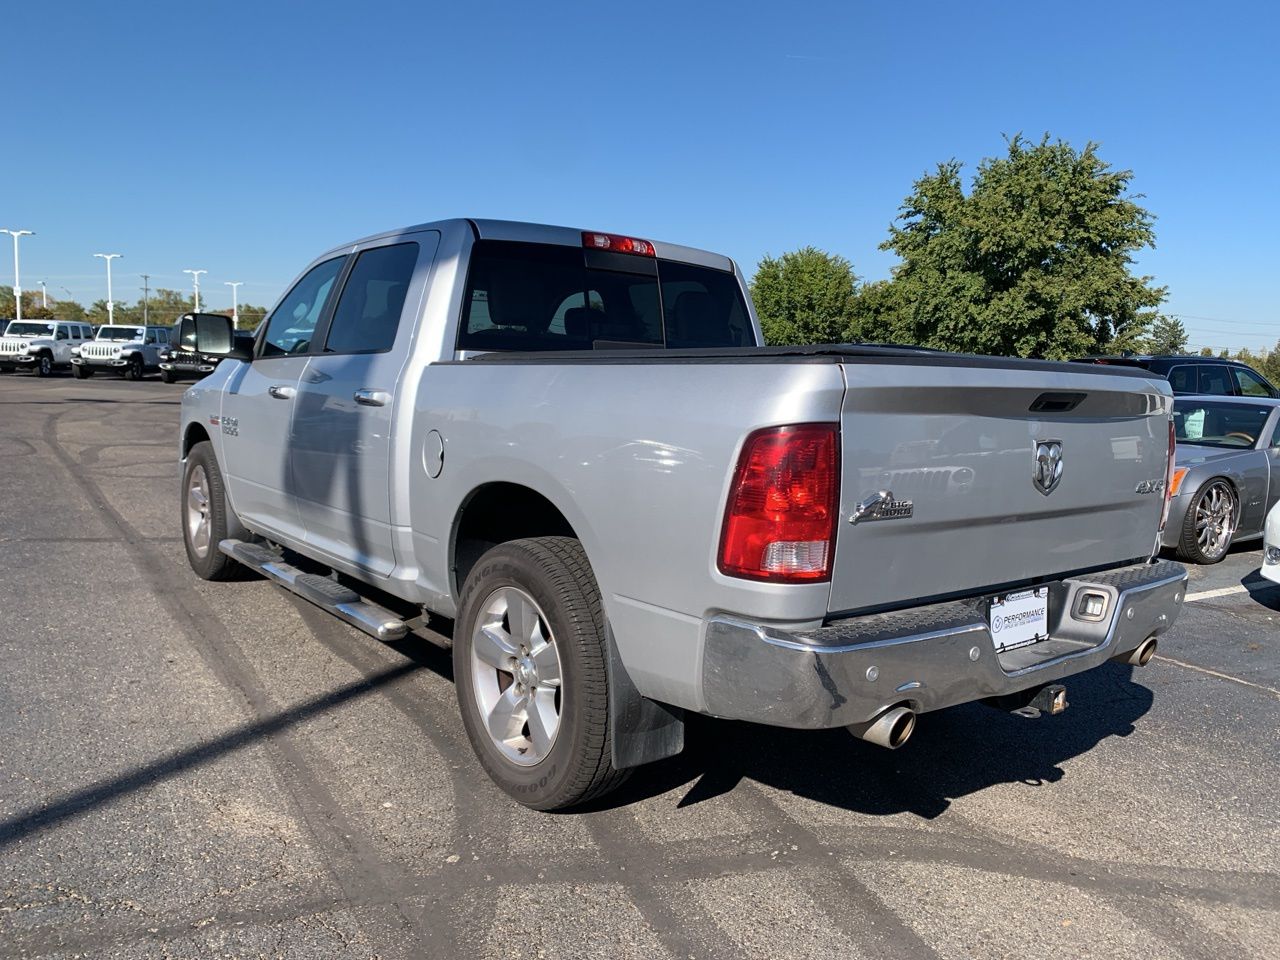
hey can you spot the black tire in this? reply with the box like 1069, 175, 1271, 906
161, 369, 177, 384
125, 354, 145, 381
454, 537, 628, 810
182, 441, 245, 581
34, 353, 52, 377
1176, 478, 1238, 564
72, 364, 92, 379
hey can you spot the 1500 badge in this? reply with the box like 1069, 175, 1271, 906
220, 416, 239, 438
848, 490, 914, 524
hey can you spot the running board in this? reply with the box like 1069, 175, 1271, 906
219, 539, 409, 642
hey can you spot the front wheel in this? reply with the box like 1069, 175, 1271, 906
454, 537, 628, 810
34, 354, 52, 377
182, 442, 243, 580
161, 369, 177, 384
125, 355, 145, 381
72, 364, 92, 379
1177, 478, 1238, 564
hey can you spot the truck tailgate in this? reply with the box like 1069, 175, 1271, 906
829, 361, 1171, 614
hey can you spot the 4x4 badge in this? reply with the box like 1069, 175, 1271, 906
1033, 439, 1063, 495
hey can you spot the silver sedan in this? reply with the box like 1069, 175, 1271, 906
1163, 395, 1280, 563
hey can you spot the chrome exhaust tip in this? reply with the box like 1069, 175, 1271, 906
1126, 636, 1158, 666
848, 706, 916, 749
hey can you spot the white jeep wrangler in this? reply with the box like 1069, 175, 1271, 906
0, 321, 94, 376
72, 324, 172, 380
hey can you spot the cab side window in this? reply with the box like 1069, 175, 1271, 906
1198, 365, 1233, 395
260, 257, 346, 359
1167, 366, 1196, 393
55, 327, 68, 341
1235, 368, 1273, 398
324, 243, 418, 355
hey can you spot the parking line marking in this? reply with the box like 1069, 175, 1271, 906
1152, 655, 1280, 700
1184, 585, 1250, 603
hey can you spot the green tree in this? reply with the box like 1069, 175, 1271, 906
1145, 314, 1188, 354
873, 135, 1166, 359
51, 298, 87, 322
1199, 346, 1215, 357
750, 247, 858, 345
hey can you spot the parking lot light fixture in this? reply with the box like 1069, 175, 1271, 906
224, 281, 242, 325
1, 229, 34, 323
184, 269, 207, 312
38, 280, 47, 308
93, 253, 122, 324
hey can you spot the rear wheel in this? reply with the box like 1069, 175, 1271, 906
1177, 478, 1237, 564
182, 442, 243, 581
454, 537, 627, 810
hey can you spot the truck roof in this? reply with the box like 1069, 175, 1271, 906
325, 218, 736, 274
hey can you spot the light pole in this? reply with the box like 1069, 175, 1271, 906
183, 269, 207, 312
38, 281, 47, 309
1, 229, 34, 322
224, 281, 242, 326
140, 274, 150, 325
94, 253, 122, 324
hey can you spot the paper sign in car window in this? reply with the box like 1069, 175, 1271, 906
1183, 408, 1205, 439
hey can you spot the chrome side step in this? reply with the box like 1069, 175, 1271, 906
219, 538, 409, 642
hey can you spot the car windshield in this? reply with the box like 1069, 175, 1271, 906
96, 326, 144, 341
1173, 400, 1272, 448
4, 322, 56, 337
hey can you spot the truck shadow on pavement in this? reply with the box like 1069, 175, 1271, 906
595, 661, 1154, 820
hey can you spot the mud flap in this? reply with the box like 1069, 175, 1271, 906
605, 625, 685, 770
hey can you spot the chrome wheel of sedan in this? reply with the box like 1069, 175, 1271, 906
1176, 478, 1240, 565
469, 585, 563, 766
186, 464, 212, 559
1195, 480, 1237, 560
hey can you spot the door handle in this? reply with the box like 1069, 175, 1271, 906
267, 384, 296, 400
353, 388, 392, 407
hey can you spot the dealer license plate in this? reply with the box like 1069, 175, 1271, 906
988, 588, 1049, 652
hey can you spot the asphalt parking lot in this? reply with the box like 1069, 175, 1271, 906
1, 374, 1277, 960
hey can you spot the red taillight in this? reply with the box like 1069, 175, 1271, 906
1160, 417, 1176, 531
718, 423, 840, 582
582, 230, 655, 257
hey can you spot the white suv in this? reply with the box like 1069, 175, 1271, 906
72, 324, 171, 380
0, 321, 94, 377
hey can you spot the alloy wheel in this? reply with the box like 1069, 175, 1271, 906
470, 585, 563, 766
1195, 481, 1236, 561
186, 465, 212, 558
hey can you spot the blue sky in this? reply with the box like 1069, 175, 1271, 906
3, 0, 1276, 350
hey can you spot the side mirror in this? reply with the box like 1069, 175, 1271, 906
192, 314, 253, 361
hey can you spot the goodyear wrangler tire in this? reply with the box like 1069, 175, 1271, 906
454, 537, 628, 810
182, 441, 242, 581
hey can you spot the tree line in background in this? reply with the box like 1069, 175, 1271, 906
750, 134, 1274, 375
0, 286, 267, 330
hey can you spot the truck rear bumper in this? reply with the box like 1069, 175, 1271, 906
701, 560, 1187, 729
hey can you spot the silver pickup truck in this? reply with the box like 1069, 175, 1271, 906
180, 218, 1188, 809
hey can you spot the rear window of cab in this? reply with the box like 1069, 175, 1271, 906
458, 239, 753, 351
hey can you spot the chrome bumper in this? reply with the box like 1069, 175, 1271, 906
701, 560, 1188, 729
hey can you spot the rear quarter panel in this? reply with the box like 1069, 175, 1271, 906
408, 360, 846, 709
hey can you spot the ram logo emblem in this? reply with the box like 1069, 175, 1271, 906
1032, 439, 1063, 495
